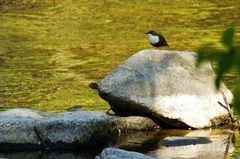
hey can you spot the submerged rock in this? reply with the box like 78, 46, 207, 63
95, 147, 157, 159
98, 50, 233, 128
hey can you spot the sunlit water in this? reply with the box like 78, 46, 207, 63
0, 0, 239, 112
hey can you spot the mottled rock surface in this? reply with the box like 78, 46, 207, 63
98, 50, 233, 128
36, 111, 113, 148
112, 116, 160, 132
0, 109, 49, 148
95, 147, 157, 159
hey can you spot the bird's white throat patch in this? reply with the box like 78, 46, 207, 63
148, 34, 159, 44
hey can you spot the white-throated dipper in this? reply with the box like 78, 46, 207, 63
145, 30, 169, 48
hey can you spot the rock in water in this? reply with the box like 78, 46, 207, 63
95, 147, 157, 159
0, 108, 160, 150
98, 50, 233, 129
0, 109, 49, 149
36, 111, 113, 149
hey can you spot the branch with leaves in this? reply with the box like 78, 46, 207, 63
196, 27, 240, 115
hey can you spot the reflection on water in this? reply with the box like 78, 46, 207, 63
0, 151, 95, 159
0, 129, 233, 159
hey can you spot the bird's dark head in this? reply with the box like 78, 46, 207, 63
145, 30, 158, 35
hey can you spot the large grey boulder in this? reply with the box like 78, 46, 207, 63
98, 50, 233, 128
95, 147, 157, 159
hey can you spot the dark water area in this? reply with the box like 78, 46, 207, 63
0, 129, 233, 159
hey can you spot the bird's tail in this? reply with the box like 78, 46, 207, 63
164, 41, 169, 47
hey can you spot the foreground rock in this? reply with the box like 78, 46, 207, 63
36, 111, 113, 149
98, 50, 233, 128
95, 147, 157, 159
0, 109, 49, 150
0, 108, 159, 149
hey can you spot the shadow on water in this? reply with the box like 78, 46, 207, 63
0, 129, 233, 159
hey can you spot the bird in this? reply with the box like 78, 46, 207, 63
145, 30, 169, 48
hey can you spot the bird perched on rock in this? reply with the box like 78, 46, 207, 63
145, 30, 169, 48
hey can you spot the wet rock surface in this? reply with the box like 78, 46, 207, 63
95, 147, 157, 159
98, 50, 233, 128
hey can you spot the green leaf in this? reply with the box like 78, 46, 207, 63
195, 45, 223, 67
215, 54, 234, 89
233, 89, 240, 115
196, 26, 240, 117
233, 45, 240, 70
221, 27, 235, 47
215, 72, 222, 89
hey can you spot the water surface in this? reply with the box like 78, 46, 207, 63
0, 0, 240, 112
0, 129, 233, 159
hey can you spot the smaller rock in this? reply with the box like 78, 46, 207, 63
89, 82, 99, 90
95, 147, 157, 159
112, 116, 160, 132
